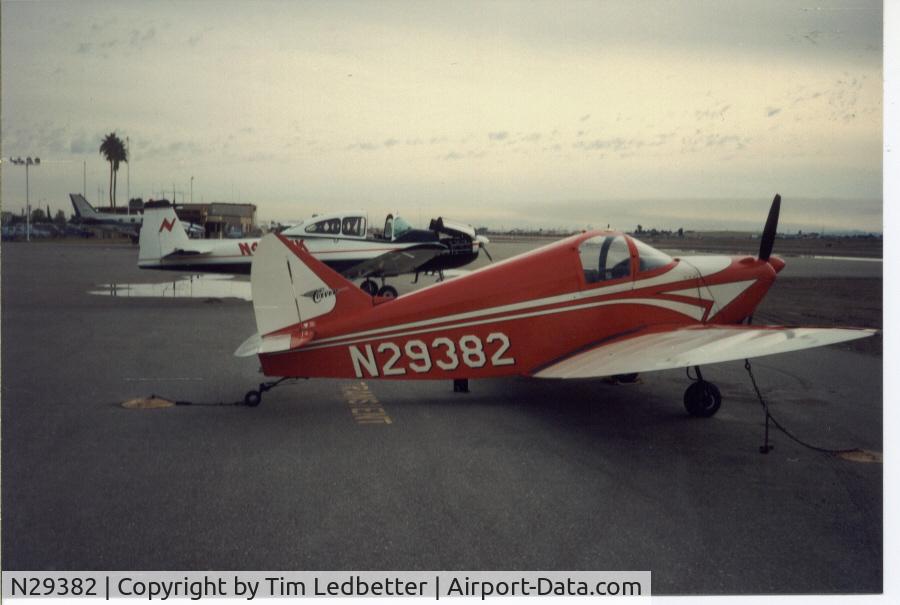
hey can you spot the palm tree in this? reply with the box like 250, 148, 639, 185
99, 132, 128, 208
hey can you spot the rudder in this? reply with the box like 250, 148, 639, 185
69, 193, 99, 219
138, 200, 190, 264
251, 233, 373, 337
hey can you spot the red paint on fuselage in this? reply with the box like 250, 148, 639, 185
258, 231, 784, 380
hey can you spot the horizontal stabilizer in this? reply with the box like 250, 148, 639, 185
163, 248, 211, 258
234, 329, 315, 357
534, 325, 876, 379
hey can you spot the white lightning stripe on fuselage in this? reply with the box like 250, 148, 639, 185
304, 259, 705, 347
289, 297, 705, 353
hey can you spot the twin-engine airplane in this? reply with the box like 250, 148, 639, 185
138, 201, 489, 297
235, 195, 874, 414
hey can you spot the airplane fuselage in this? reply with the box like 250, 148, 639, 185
256, 232, 780, 380
138, 234, 438, 274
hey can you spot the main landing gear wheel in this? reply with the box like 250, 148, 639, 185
683, 381, 722, 417
360, 279, 379, 295
377, 285, 398, 299
244, 390, 262, 407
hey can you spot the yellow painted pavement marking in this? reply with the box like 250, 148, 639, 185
342, 382, 392, 425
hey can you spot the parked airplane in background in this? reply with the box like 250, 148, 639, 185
69, 194, 203, 241
70, 193, 143, 241
235, 194, 874, 414
138, 201, 490, 297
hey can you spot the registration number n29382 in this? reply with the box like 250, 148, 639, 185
349, 332, 515, 378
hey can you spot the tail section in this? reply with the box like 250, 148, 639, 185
69, 194, 99, 219
138, 200, 191, 264
250, 233, 373, 339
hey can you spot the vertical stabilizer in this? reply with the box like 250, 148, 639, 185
69, 194, 99, 219
251, 234, 372, 337
138, 201, 191, 263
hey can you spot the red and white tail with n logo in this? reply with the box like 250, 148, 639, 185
159, 217, 179, 232
236, 234, 373, 356
138, 201, 191, 265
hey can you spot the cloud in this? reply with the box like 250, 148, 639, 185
680, 132, 749, 153
346, 142, 378, 151
488, 131, 508, 141
128, 27, 156, 49
766, 106, 782, 117
383, 138, 399, 147
441, 150, 485, 160
694, 104, 731, 120
70, 131, 102, 154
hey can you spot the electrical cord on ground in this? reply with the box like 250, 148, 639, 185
744, 359, 861, 456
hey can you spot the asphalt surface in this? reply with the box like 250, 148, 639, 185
1, 241, 882, 594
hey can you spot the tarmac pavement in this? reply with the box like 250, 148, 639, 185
1, 241, 882, 594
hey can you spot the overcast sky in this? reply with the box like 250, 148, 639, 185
1, 0, 885, 231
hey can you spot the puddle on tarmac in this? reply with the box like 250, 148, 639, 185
91, 274, 252, 301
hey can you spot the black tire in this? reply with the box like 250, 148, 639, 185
377, 285, 398, 299
683, 381, 721, 417
244, 390, 262, 407
614, 373, 639, 383
360, 279, 379, 295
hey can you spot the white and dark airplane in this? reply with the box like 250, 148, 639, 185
69, 193, 143, 241
138, 201, 490, 297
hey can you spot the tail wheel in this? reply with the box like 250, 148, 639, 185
377, 285, 398, 299
683, 381, 722, 417
360, 279, 378, 295
244, 390, 262, 407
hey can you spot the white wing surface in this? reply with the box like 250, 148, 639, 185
533, 325, 875, 379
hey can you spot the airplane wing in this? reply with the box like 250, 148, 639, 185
533, 325, 875, 379
341, 243, 447, 279
163, 248, 212, 257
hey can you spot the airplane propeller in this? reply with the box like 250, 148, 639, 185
758, 194, 781, 261
747, 193, 783, 326
476, 235, 493, 262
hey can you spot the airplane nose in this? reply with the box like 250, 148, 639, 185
768, 255, 785, 273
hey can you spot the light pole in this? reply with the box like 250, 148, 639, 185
190, 176, 194, 204
8, 156, 40, 241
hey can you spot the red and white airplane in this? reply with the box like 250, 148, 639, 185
235, 195, 874, 414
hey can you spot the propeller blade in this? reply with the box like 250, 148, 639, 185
758, 194, 781, 261
475, 235, 493, 262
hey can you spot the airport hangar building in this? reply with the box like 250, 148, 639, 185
170, 202, 258, 238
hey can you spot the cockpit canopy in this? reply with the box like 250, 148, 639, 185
578, 233, 673, 284
382, 214, 414, 241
